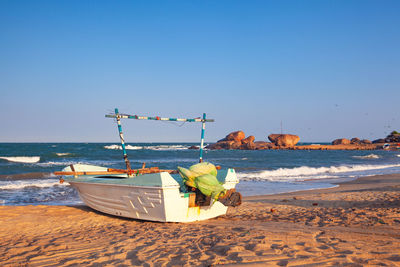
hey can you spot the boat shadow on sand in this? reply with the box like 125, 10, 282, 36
66, 204, 160, 223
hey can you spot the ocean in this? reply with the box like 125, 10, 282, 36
1, 142, 400, 206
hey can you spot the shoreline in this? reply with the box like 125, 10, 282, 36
244, 173, 400, 201
1, 173, 399, 266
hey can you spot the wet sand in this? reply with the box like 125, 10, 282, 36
1, 174, 399, 266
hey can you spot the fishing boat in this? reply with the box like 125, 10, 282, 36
55, 109, 241, 222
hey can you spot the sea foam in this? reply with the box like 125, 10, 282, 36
104, 144, 189, 151
0, 156, 40, 163
237, 163, 400, 182
37, 161, 77, 166
55, 153, 72, 156
0, 179, 64, 190
145, 145, 189, 151
352, 154, 380, 159
104, 145, 143, 150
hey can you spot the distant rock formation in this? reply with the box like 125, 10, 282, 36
207, 131, 299, 150
350, 138, 372, 145
268, 134, 300, 147
254, 141, 275, 150
240, 142, 256, 150
332, 138, 351, 145
218, 131, 245, 142
373, 131, 400, 144
207, 140, 240, 150
206, 131, 382, 151
242, 136, 255, 144
384, 131, 400, 143
207, 131, 253, 150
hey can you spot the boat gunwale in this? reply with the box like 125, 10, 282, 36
66, 180, 181, 189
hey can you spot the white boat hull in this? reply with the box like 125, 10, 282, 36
64, 165, 239, 222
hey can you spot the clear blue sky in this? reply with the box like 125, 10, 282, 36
1, 0, 399, 142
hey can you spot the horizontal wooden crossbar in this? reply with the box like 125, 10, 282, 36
106, 113, 214, 122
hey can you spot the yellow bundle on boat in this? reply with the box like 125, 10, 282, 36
194, 174, 226, 200
177, 166, 197, 187
178, 162, 225, 200
189, 162, 217, 177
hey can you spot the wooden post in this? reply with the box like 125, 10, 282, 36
114, 108, 132, 175
199, 113, 206, 163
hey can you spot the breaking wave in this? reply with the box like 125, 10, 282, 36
37, 161, 77, 166
146, 145, 189, 151
237, 163, 400, 182
37, 160, 117, 167
352, 154, 380, 159
104, 145, 143, 150
0, 156, 40, 163
55, 153, 72, 156
104, 144, 189, 151
0, 179, 64, 190
0, 179, 80, 206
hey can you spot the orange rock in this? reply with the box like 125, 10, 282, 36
242, 135, 255, 144
230, 141, 242, 149
268, 134, 300, 147
225, 131, 246, 142
240, 142, 256, 150
361, 139, 372, 144
332, 138, 351, 145
207, 140, 241, 150
254, 141, 274, 150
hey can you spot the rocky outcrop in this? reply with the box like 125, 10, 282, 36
207, 140, 241, 150
350, 138, 372, 145
208, 131, 247, 150
242, 136, 255, 144
268, 134, 300, 147
218, 131, 245, 142
372, 131, 400, 144
208, 131, 299, 150
207, 131, 255, 150
206, 131, 382, 151
254, 141, 275, 150
384, 131, 400, 143
240, 142, 256, 150
267, 134, 281, 144
332, 138, 351, 145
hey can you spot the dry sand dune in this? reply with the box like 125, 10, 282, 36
1, 174, 399, 266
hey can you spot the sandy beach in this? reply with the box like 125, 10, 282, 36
1, 174, 399, 266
